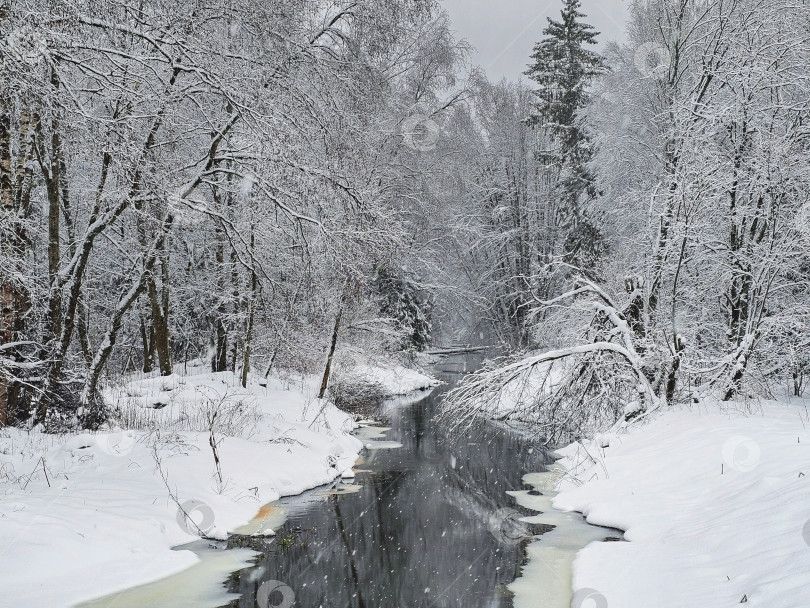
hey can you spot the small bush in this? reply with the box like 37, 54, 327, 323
328, 377, 389, 416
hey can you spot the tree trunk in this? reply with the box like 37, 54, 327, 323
147, 273, 173, 376
0, 277, 13, 426
145, 246, 172, 376
318, 308, 343, 399
211, 220, 228, 372
0, 106, 36, 424
45, 119, 63, 347
228, 244, 240, 373
76, 297, 92, 366
40, 68, 64, 349
213, 319, 228, 372
0, 109, 14, 425
240, 234, 257, 388
665, 337, 684, 403
82, 272, 150, 425
140, 313, 156, 372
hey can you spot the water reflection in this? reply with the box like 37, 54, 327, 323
226, 358, 552, 608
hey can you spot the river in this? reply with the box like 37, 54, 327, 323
83, 355, 620, 608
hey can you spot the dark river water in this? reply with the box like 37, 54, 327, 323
223, 356, 556, 608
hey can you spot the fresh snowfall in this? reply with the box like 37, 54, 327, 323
0, 364, 437, 607
4, 0, 810, 606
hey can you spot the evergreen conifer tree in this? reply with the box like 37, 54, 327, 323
526, 0, 606, 273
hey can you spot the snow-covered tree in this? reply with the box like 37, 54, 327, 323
0, 0, 468, 428
525, 0, 606, 272
444, 0, 810, 441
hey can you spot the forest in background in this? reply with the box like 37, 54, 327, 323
0, 0, 461, 428
3, 0, 810, 439
445, 0, 810, 441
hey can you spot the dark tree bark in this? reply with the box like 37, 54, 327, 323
241, 233, 257, 388
0, 106, 36, 425
211, 217, 228, 373
146, 255, 173, 376
140, 313, 156, 373
318, 308, 343, 399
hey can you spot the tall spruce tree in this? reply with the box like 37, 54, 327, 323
526, 0, 606, 273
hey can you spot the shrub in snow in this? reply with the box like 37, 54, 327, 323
328, 376, 389, 416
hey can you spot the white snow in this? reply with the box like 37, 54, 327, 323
548, 399, 810, 607
0, 370, 363, 607
347, 363, 439, 396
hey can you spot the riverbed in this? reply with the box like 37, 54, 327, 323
83, 356, 619, 607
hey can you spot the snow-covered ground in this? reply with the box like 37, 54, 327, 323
551, 399, 810, 607
0, 369, 388, 607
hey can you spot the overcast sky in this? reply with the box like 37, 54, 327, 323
440, 0, 629, 82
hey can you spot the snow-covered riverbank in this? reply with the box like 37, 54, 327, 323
0, 364, 436, 607
552, 399, 810, 607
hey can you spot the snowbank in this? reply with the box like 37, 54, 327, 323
343, 363, 439, 396
0, 371, 362, 607
551, 399, 810, 607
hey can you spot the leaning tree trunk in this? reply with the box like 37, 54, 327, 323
318, 308, 343, 399
81, 216, 173, 425
82, 260, 155, 425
